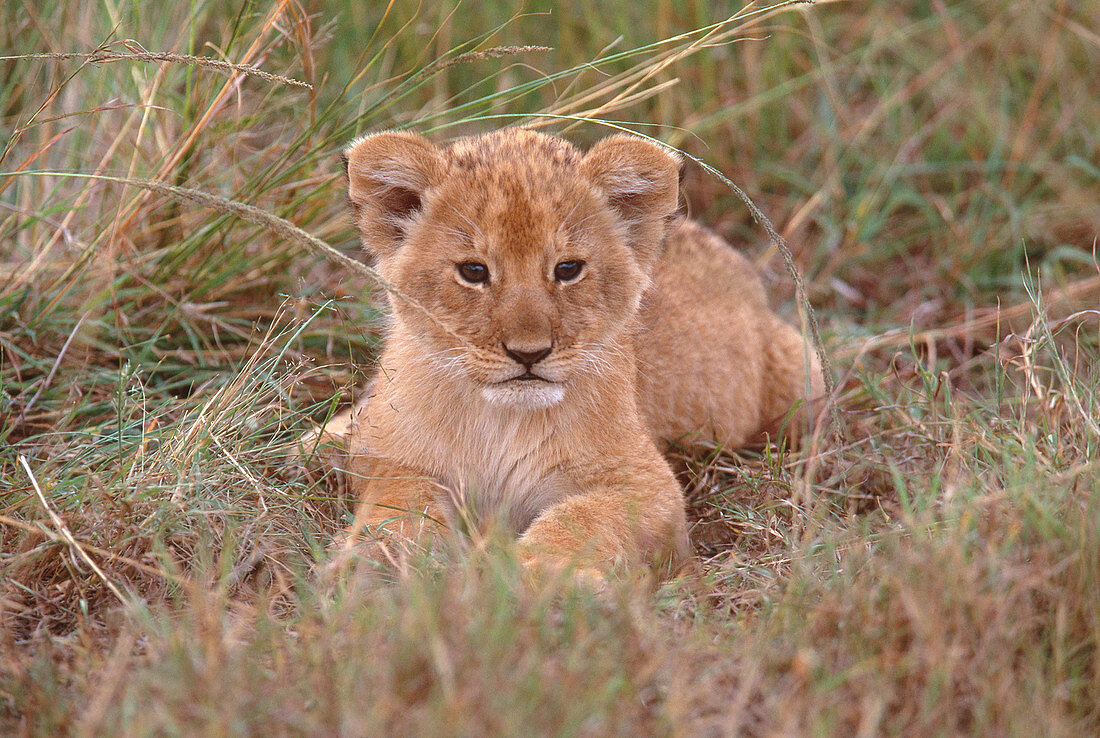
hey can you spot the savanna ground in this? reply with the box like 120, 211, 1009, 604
2, 0, 1099, 734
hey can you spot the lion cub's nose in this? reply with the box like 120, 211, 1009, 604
504, 343, 552, 368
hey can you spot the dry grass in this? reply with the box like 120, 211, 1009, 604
2, 0, 1099, 734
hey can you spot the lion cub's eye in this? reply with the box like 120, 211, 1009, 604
457, 261, 490, 285
554, 260, 585, 283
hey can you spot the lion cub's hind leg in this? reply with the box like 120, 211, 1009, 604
296, 387, 372, 486
756, 316, 826, 445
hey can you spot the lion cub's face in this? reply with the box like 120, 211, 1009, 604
345, 130, 679, 409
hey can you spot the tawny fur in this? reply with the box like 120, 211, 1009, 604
321, 128, 823, 574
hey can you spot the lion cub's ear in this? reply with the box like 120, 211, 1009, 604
344, 131, 445, 259
582, 134, 681, 268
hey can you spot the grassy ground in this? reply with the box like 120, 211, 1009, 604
2, 0, 1099, 733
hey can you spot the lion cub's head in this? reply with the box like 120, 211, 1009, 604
345, 129, 679, 409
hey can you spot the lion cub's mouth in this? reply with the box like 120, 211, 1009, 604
509, 371, 553, 383
483, 372, 565, 409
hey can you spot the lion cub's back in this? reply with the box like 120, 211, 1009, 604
635, 219, 788, 448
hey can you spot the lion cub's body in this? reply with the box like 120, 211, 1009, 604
335, 129, 822, 573
637, 219, 818, 447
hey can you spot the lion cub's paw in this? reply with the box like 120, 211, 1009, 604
318, 529, 434, 590
516, 547, 615, 596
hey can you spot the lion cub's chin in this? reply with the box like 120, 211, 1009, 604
481, 381, 566, 409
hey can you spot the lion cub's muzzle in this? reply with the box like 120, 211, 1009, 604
481, 344, 565, 408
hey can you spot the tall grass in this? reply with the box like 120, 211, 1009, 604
3, 0, 1099, 733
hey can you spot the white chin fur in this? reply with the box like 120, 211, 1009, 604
481, 382, 565, 409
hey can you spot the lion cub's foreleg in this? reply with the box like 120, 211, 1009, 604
517, 466, 690, 576
336, 454, 449, 561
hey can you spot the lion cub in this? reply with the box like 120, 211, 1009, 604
326, 129, 822, 574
